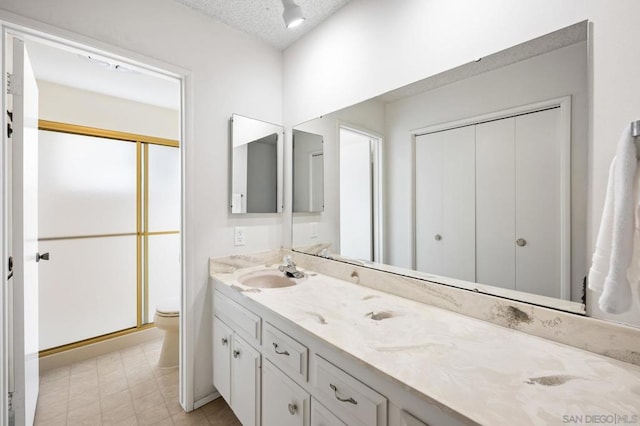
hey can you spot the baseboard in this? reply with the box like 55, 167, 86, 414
194, 391, 221, 410
39, 327, 163, 373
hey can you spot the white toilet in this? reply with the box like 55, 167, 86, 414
154, 299, 180, 368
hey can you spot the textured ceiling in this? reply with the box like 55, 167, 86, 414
173, 0, 350, 50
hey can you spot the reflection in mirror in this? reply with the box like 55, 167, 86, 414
291, 21, 588, 314
292, 130, 324, 213
230, 114, 283, 213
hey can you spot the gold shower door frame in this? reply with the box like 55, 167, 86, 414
38, 120, 180, 357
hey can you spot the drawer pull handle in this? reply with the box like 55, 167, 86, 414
329, 383, 358, 405
273, 343, 290, 356
288, 403, 297, 415
221, 337, 228, 346
233, 349, 240, 358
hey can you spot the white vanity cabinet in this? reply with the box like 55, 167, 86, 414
212, 284, 451, 426
263, 322, 308, 382
262, 359, 310, 426
312, 355, 387, 426
311, 398, 346, 426
399, 410, 429, 426
213, 292, 262, 426
231, 334, 261, 426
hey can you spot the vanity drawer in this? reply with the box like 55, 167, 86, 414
214, 291, 261, 345
311, 398, 345, 426
312, 356, 387, 426
264, 322, 308, 382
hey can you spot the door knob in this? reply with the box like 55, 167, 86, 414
434, 234, 442, 241
516, 238, 527, 247
36, 252, 50, 262
233, 349, 240, 358
288, 403, 297, 415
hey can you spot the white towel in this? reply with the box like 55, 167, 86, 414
588, 159, 615, 293
594, 124, 638, 314
627, 166, 640, 301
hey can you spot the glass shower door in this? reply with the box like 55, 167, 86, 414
38, 130, 138, 350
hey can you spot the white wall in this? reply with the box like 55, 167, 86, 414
283, 0, 640, 325
1, 0, 283, 404
37, 80, 180, 139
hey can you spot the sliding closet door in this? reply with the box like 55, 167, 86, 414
38, 131, 137, 350
515, 108, 562, 297
415, 132, 443, 274
146, 144, 181, 322
441, 127, 475, 281
476, 118, 516, 290
415, 126, 475, 281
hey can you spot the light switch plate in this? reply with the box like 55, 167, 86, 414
310, 222, 318, 238
234, 227, 246, 246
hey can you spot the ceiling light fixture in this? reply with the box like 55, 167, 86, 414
282, 0, 305, 29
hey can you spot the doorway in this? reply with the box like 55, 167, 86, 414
338, 126, 382, 262
2, 26, 184, 418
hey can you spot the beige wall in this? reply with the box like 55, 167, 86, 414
38, 80, 180, 140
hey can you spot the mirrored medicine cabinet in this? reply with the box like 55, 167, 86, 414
230, 114, 283, 214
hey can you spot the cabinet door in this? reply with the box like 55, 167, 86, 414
231, 334, 261, 426
263, 360, 310, 426
311, 398, 345, 426
400, 410, 429, 426
476, 118, 516, 290
415, 127, 475, 281
213, 317, 232, 403
515, 108, 563, 298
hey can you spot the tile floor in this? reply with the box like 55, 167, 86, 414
35, 338, 241, 425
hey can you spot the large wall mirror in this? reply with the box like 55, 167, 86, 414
291, 21, 588, 314
230, 114, 283, 214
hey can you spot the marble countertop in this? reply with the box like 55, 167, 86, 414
211, 264, 640, 425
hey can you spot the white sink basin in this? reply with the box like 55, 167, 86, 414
238, 269, 298, 289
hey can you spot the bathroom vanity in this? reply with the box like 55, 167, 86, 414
210, 254, 640, 426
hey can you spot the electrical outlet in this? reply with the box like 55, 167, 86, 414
310, 222, 318, 238
234, 227, 246, 246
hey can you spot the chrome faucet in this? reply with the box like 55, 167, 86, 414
279, 255, 304, 279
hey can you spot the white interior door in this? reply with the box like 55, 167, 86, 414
441, 126, 475, 281
476, 118, 516, 290
339, 128, 372, 261
415, 133, 443, 274
415, 127, 475, 281
10, 37, 40, 426
515, 108, 562, 298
